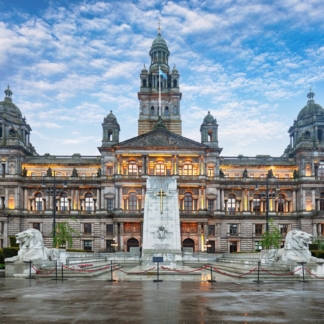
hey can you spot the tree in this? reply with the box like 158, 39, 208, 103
53, 218, 79, 248
261, 218, 282, 249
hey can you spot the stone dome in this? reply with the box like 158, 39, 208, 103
106, 111, 117, 120
203, 111, 217, 124
149, 30, 170, 56
0, 86, 22, 119
297, 90, 324, 120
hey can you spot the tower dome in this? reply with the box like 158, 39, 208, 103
0, 85, 22, 120
297, 89, 324, 121
200, 111, 218, 147
149, 27, 170, 71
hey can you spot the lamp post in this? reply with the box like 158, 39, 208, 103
42, 171, 67, 246
255, 175, 279, 233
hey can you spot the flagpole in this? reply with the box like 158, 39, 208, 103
159, 66, 161, 117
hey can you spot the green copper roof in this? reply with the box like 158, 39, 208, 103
297, 90, 324, 120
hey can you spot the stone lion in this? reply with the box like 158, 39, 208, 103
5, 228, 60, 263
267, 229, 323, 263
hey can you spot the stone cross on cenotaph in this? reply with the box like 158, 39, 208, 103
141, 176, 182, 262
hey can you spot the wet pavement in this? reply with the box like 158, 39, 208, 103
0, 277, 324, 323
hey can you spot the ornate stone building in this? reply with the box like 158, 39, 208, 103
1, 30, 324, 254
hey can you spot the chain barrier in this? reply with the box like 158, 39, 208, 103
260, 267, 301, 277
62, 264, 112, 273
32, 265, 57, 276
212, 266, 257, 278
160, 265, 210, 273
304, 268, 324, 279
115, 266, 156, 274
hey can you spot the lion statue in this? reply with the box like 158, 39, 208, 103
5, 228, 60, 263
266, 229, 323, 263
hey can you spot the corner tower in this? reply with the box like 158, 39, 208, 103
138, 28, 182, 135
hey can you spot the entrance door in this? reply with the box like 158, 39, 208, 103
127, 238, 139, 252
229, 241, 237, 253
207, 241, 215, 253
183, 238, 195, 252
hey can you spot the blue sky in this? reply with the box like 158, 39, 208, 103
1, 0, 324, 156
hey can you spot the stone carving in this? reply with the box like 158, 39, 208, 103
5, 229, 59, 263
219, 169, 224, 178
124, 222, 141, 233
242, 168, 248, 178
267, 169, 275, 178
181, 223, 197, 233
115, 129, 207, 149
21, 167, 27, 177
46, 167, 52, 177
293, 169, 299, 179
97, 167, 101, 177
266, 230, 324, 263
158, 226, 167, 239
71, 168, 78, 177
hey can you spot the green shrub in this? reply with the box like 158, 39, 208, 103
0, 264, 5, 269
309, 244, 318, 250
315, 250, 324, 259
0, 248, 3, 264
2, 247, 19, 260
9, 236, 19, 247
66, 249, 93, 253
310, 250, 317, 257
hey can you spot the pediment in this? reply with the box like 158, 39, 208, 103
113, 129, 207, 150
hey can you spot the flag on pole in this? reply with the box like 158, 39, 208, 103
159, 68, 167, 79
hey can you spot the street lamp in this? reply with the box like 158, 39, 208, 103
255, 175, 280, 233
42, 171, 67, 246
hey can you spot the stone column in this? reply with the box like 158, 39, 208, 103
97, 188, 100, 210
142, 155, 146, 175
292, 190, 296, 212
24, 188, 28, 210
115, 186, 119, 209
120, 222, 124, 251
313, 223, 317, 237
220, 189, 224, 211
312, 190, 315, 210
75, 189, 79, 210
119, 187, 123, 209
216, 188, 220, 210
204, 223, 208, 245
198, 223, 202, 251
318, 223, 322, 236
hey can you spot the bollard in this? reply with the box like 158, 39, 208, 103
61, 262, 67, 281
107, 260, 116, 282
253, 261, 263, 283
208, 265, 216, 283
153, 261, 163, 283
51, 260, 60, 281
299, 262, 308, 283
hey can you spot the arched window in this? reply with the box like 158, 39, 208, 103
173, 79, 177, 87
0, 126, 2, 138
85, 193, 94, 212
278, 194, 285, 212
227, 194, 236, 213
184, 193, 193, 211
151, 106, 155, 116
60, 192, 68, 211
128, 161, 137, 175
253, 194, 261, 213
129, 193, 137, 211
127, 238, 139, 251
108, 130, 113, 141
305, 163, 311, 176
320, 192, 324, 210
165, 106, 169, 116
35, 193, 42, 211
183, 163, 193, 176
208, 130, 213, 142
318, 129, 323, 141
305, 131, 310, 138
319, 162, 324, 178
156, 161, 165, 175
143, 79, 147, 87
305, 198, 312, 211
9, 128, 15, 136
183, 238, 195, 251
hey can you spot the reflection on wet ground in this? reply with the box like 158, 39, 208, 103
0, 277, 324, 323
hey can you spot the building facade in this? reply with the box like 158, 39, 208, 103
1, 30, 324, 254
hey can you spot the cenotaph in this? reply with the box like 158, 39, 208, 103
141, 176, 182, 263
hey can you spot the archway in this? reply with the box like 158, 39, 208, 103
183, 238, 195, 252
127, 238, 139, 252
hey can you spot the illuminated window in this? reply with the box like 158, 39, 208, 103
183, 164, 193, 175
227, 194, 236, 213
128, 162, 137, 175
305, 164, 311, 176
156, 162, 165, 175
60, 192, 68, 211
208, 168, 214, 177
85, 193, 93, 212
306, 198, 312, 211
107, 166, 113, 175
35, 193, 42, 211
